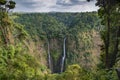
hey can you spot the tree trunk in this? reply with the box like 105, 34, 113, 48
110, 26, 120, 67
105, 16, 110, 68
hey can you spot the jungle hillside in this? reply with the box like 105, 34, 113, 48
0, 0, 120, 80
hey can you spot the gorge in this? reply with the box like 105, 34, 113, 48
14, 12, 102, 73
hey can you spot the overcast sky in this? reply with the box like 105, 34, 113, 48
14, 0, 99, 12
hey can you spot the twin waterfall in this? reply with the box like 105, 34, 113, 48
47, 37, 66, 73
61, 37, 66, 72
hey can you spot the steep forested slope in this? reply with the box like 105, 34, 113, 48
0, 1, 47, 79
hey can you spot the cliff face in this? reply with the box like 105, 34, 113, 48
14, 12, 102, 72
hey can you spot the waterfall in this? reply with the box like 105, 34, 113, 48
48, 41, 52, 72
61, 37, 66, 72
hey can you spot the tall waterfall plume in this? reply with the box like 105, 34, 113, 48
48, 41, 52, 72
61, 37, 66, 72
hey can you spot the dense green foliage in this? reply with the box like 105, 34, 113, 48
14, 12, 101, 72
0, 0, 120, 79
12, 11, 119, 79
96, 0, 120, 69
0, 45, 47, 80
0, 0, 46, 79
95, 0, 120, 79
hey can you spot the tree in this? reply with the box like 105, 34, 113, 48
0, 0, 16, 45
96, 0, 120, 68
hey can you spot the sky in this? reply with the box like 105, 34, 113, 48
14, 0, 99, 12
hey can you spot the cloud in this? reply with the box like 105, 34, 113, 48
56, 0, 87, 6
50, 0, 98, 12
14, 0, 43, 12
13, 0, 99, 12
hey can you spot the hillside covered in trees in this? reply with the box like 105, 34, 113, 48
0, 0, 120, 80
14, 12, 101, 72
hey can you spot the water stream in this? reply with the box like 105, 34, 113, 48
48, 41, 52, 72
61, 37, 66, 72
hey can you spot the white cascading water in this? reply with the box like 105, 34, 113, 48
48, 41, 52, 72
61, 37, 66, 72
